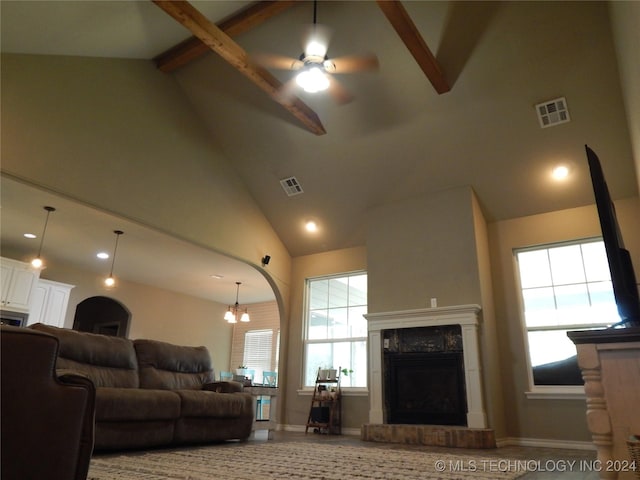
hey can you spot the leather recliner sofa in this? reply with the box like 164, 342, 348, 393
29, 323, 254, 451
1, 325, 96, 480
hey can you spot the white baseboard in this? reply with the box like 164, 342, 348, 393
496, 436, 596, 451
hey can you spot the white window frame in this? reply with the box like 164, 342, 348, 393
514, 237, 619, 399
301, 271, 368, 394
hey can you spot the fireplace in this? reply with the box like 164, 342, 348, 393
365, 305, 488, 429
384, 326, 467, 425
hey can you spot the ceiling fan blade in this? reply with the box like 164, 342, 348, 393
328, 53, 379, 74
251, 53, 303, 71
302, 23, 332, 57
276, 77, 302, 105
327, 75, 354, 105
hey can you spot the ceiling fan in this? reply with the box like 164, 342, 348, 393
252, 1, 379, 105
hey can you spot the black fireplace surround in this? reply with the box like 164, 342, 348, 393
383, 325, 467, 426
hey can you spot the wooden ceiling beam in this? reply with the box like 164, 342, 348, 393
376, 0, 450, 94
152, 1, 326, 136
154, 1, 296, 73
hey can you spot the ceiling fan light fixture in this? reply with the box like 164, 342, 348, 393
297, 66, 329, 93
305, 40, 326, 58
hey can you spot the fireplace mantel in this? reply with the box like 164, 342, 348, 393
364, 305, 488, 428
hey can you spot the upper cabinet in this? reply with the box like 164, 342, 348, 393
28, 279, 75, 328
0, 257, 40, 312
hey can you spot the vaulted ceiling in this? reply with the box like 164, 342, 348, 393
1, 1, 638, 299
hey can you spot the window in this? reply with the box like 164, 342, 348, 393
515, 238, 618, 388
243, 329, 279, 384
230, 301, 280, 384
303, 272, 367, 389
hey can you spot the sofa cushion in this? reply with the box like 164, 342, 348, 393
96, 387, 181, 421
30, 324, 139, 388
176, 390, 253, 418
134, 339, 215, 390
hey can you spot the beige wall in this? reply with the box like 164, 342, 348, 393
609, 1, 640, 194
33, 258, 235, 375
489, 196, 640, 442
284, 246, 367, 431
366, 186, 482, 312
0, 53, 291, 317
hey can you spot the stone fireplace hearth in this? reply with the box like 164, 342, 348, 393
362, 305, 495, 448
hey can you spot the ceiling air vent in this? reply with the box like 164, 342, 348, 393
535, 97, 570, 128
280, 176, 304, 196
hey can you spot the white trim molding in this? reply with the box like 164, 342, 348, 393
364, 305, 488, 429
525, 385, 586, 400
497, 436, 596, 451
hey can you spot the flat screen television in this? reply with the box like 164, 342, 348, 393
585, 145, 640, 327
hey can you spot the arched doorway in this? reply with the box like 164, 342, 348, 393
72, 296, 130, 337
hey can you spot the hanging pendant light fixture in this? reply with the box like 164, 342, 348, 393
104, 230, 124, 288
31, 206, 56, 269
224, 282, 250, 323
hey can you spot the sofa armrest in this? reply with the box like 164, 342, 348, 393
57, 370, 95, 390
202, 381, 244, 393
56, 368, 92, 382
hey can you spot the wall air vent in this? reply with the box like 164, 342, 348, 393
535, 97, 570, 128
280, 176, 304, 196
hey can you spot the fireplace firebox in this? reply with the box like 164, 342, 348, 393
386, 353, 466, 425
384, 325, 467, 425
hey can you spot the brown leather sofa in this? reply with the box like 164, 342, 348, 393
30, 323, 254, 451
1, 325, 96, 480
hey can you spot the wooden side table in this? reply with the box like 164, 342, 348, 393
245, 386, 279, 439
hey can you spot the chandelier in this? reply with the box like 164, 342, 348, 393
224, 282, 250, 323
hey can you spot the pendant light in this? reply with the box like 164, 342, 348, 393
104, 230, 124, 288
31, 206, 56, 269
224, 282, 250, 323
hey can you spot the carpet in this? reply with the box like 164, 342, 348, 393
88, 442, 526, 479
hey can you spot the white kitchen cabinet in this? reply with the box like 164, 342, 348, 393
1, 257, 40, 312
28, 279, 74, 327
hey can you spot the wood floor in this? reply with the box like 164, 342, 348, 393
253, 430, 600, 479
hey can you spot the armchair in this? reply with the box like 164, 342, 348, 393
1, 325, 96, 480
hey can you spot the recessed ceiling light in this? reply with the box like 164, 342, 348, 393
551, 165, 570, 180
97, 252, 109, 259
210, 274, 224, 279
305, 220, 318, 232
23, 233, 37, 239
